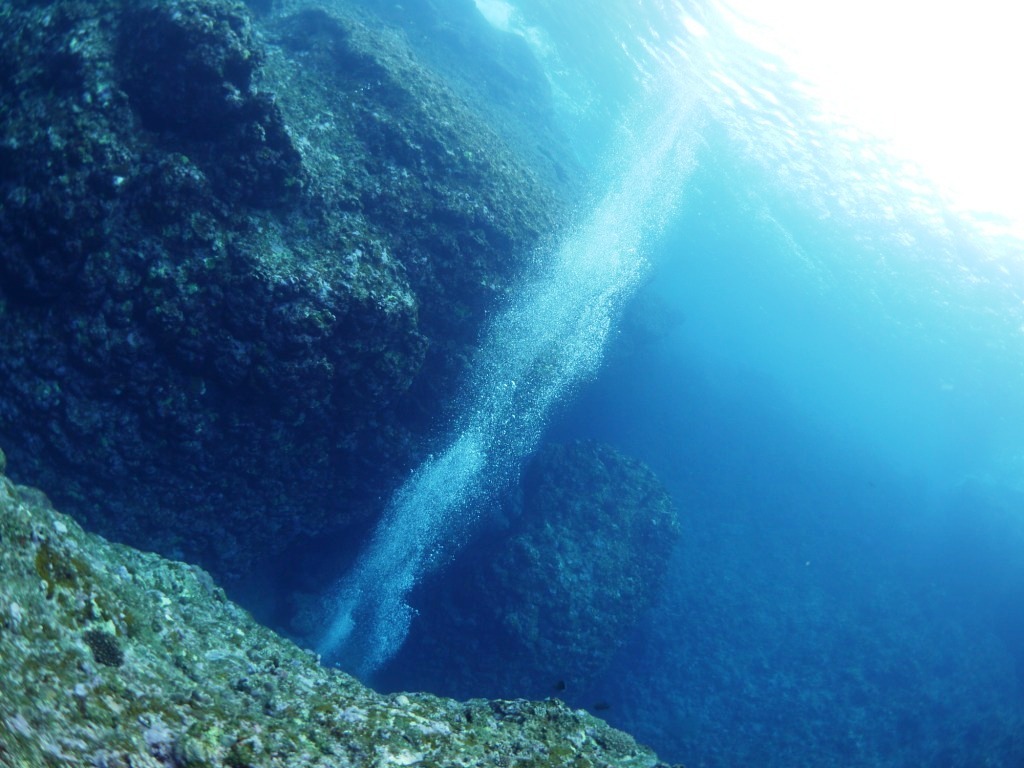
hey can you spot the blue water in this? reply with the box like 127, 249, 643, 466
551, 150, 1024, 759
327, 0, 1024, 764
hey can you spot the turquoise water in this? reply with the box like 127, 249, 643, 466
458, 0, 1024, 490
329, 1, 1024, 764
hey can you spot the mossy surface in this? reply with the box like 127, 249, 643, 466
0, 454, 673, 768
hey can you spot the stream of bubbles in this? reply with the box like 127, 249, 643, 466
318, 91, 701, 676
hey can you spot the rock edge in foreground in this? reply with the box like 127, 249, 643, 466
0, 448, 673, 768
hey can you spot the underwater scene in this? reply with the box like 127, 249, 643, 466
1, 0, 1023, 765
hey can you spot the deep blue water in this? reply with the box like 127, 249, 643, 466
329, 0, 1024, 764
552, 193, 1024, 762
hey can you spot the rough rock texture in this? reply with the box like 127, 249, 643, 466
281, 0, 580, 196
379, 441, 680, 700
0, 448, 674, 768
0, 0, 577, 583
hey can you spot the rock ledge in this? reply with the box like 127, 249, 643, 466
0, 452, 671, 768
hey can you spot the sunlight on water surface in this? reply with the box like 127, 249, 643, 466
715, 0, 1024, 238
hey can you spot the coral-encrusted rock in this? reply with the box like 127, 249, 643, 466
121, 0, 263, 140
0, 451, 672, 768
120, 0, 304, 206
382, 441, 680, 699
0, 0, 576, 584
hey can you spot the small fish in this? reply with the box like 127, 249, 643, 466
553, 680, 566, 692
593, 701, 611, 712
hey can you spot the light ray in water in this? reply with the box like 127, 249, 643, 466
318, 90, 702, 676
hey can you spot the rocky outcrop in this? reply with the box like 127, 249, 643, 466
0, 0, 578, 582
0, 447, 672, 768
380, 441, 680, 700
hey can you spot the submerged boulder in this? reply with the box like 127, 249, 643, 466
381, 441, 680, 700
0, 0, 577, 583
0, 451, 671, 768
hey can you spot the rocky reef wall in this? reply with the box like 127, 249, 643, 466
0, 0, 579, 582
0, 446, 675, 767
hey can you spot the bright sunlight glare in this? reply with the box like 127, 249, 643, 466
718, 0, 1024, 233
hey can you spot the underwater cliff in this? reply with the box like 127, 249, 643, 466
0, 0, 578, 587
6, 0, 1024, 764
0, 0, 688, 763
0, 446, 675, 767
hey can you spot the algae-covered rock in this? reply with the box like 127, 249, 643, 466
0, 0, 577, 583
0, 452, 672, 768
292, 0, 580, 197
382, 441, 680, 700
